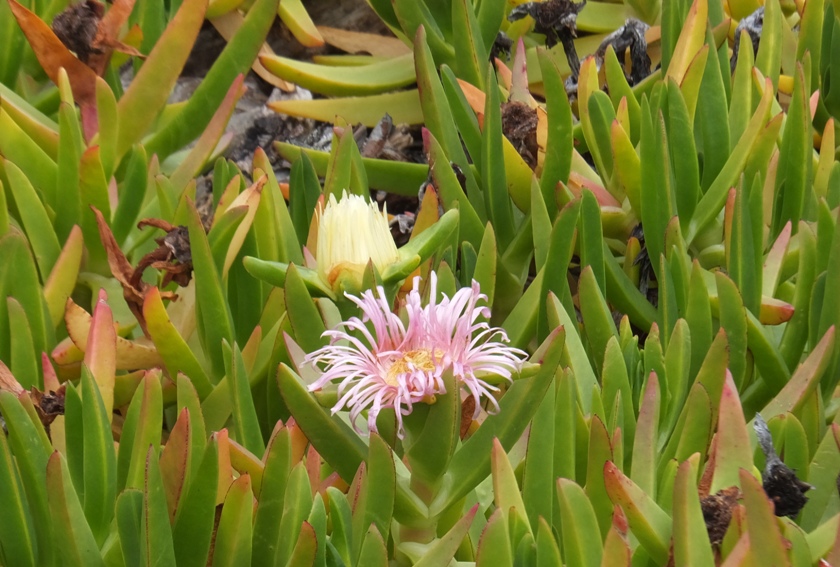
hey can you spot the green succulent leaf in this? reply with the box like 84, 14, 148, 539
762, 327, 835, 420
755, 0, 783, 91
383, 209, 460, 283
2, 158, 60, 278
799, 423, 840, 531
79, 365, 117, 545
741, 468, 791, 565
172, 439, 218, 567
252, 424, 292, 566
276, 463, 313, 566
188, 199, 235, 379
475, 508, 512, 567
414, 504, 478, 567
116, 489, 144, 567
355, 524, 388, 567
212, 474, 254, 567
46, 452, 104, 567
0, 109, 56, 202
352, 434, 396, 557
270, 89, 423, 126
261, 52, 415, 96
403, 370, 459, 485
115, 0, 207, 159
276, 142, 429, 196
0, 230, 51, 364
557, 479, 602, 567
0, 428, 36, 567
522, 377, 557, 529
117, 372, 163, 492
429, 329, 564, 515
709, 372, 753, 494
142, 447, 177, 567
604, 460, 671, 564
227, 342, 265, 456
450, 0, 487, 88
687, 75, 774, 243
143, 0, 277, 159
0, 391, 54, 565
491, 437, 532, 536
631, 372, 660, 496
672, 454, 714, 566
286, 521, 318, 567
579, 266, 617, 376
276, 363, 374, 483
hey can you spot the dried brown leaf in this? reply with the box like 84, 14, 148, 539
89, 0, 139, 74
0, 360, 25, 395
92, 205, 144, 304
8, 0, 98, 107
93, 205, 193, 334
29, 385, 66, 428
317, 25, 411, 57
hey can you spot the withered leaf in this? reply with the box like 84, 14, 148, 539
8, 0, 98, 107
135, 218, 193, 285
460, 396, 476, 439
89, 0, 141, 75
92, 205, 144, 302
50, 0, 140, 76
92, 206, 185, 335
30, 385, 66, 429
316, 26, 410, 57
0, 360, 25, 396
0, 359, 66, 434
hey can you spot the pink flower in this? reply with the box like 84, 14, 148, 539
305, 273, 526, 438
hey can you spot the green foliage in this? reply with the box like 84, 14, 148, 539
1, 0, 840, 564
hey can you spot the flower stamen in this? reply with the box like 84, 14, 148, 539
385, 349, 436, 386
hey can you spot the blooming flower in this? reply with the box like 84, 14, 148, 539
305, 273, 526, 438
315, 191, 400, 292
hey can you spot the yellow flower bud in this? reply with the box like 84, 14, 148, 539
316, 191, 399, 292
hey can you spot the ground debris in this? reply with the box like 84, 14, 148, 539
730, 7, 764, 71
508, 0, 586, 79
700, 486, 741, 545
501, 101, 539, 169
52, 0, 103, 64
755, 413, 813, 518
135, 219, 194, 289
595, 19, 652, 85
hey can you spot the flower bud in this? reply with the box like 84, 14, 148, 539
316, 191, 399, 294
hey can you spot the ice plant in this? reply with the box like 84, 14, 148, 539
245, 191, 459, 298
315, 190, 400, 292
305, 273, 525, 438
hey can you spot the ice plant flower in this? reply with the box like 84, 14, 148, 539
243, 191, 459, 299
315, 191, 400, 292
305, 273, 526, 438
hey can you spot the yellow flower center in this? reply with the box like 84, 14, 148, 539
385, 349, 439, 387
